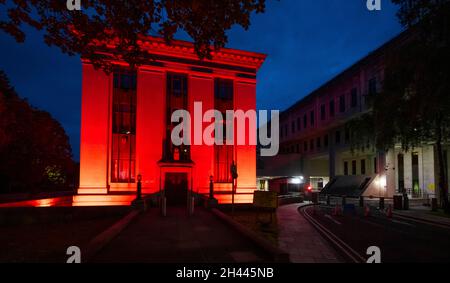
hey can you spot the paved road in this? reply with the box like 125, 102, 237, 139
277, 204, 342, 263
304, 205, 450, 262
92, 207, 272, 263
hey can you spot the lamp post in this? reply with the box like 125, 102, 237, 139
136, 174, 142, 200
231, 161, 238, 216
206, 175, 218, 209
132, 174, 145, 211
209, 175, 214, 199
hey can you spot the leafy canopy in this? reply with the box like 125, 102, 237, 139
1, 0, 267, 71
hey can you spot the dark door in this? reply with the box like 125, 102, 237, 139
164, 173, 188, 206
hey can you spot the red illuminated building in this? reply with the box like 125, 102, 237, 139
77, 36, 266, 206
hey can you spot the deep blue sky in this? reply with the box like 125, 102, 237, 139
0, 0, 402, 161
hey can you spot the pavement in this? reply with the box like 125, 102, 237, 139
276, 203, 342, 263
91, 207, 272, 263
393, 207, 450, 226
324, 196, 450, 226
305, 204, 450, 262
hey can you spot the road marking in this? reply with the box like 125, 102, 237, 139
391, 219, 416, 227
394, 214, 450, 230
325, 214, 342, 225
300, 207, 365, 263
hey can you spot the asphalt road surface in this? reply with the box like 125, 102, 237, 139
302, 205, 450, 263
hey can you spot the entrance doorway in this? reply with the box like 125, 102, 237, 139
164, 173, 188, 206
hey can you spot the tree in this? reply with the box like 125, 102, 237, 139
0, 70, 76, 193
349, 0, 450, 212
0, 0, 267, 72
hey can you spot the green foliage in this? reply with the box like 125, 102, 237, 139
346, 113, 376, 153
349, 0, 450, 211
0, 70, 77, 193
0, 0, 268, 72
45, 165, 66, 185
374, 38, 450, 150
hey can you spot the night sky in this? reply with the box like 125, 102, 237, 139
0, 0, 402, 161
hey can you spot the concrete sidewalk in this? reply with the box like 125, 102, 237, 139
91, 207, 272, 263
277, 203, 342, 263
393, 207, 450, 226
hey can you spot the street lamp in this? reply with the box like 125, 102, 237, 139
209, 175, 214, 199
136, 174, 142, 200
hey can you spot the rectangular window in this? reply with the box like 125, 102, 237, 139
398, 154, 405, 193
412, 152, 420, 197
352, 160, 357, 175
339, 95, 346, 113
368, 78, 377, 95
164, 73, 190, 162
321, 104, 326, 120
335, 130, 341, 145
329, 99, 335, 117
111, 70, 137, 183
444, 150, 448, 186
215, 78, 234, 183
297, 117, 301, 131
316, 137, 321, 149
292, 121, 295, 134
351, 88, 358, 108
310, 111, 315, 127
344, 161, 349, 176
214, 144, 233, 183
324, 135, 329, 148
361, 159, 366, 175
303, 114, 307, 129
345, 128, 350, 144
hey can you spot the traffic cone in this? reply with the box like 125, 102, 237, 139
333, 204, 342, 216
386, 204, 393, 218
364, 205, 371, 217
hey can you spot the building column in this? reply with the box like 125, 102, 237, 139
385, 149, 396, 198
404, 151, 413, 196
78, 63, 110, 195
422, 145, 436, 198
329, 145, 336, 179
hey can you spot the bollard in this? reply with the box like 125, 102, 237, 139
190, 197, 195, 216
364, 205, 371, 217
326, 195, 331, 206
359, 196, 364, 207
431, 198, 438, 212
379, 197, 385, 210
386, 204, 393, 218
403, 193, 409, 210
162, 197, 167, 217
333, 204, 342, 216
312, 192, 319, 204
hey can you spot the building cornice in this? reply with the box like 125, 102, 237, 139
135, 36, 267, 71
84, 35, 267, 72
